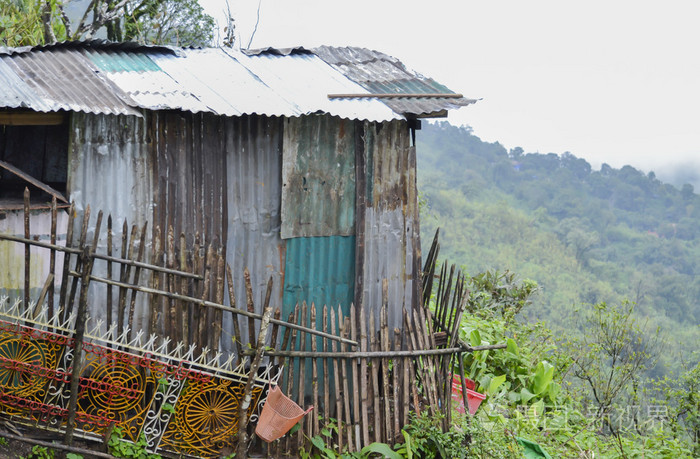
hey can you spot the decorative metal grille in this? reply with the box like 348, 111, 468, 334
0, 296, 281, 458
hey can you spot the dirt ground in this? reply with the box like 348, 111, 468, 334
0, 422, 104, 459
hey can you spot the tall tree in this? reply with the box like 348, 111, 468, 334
1, 0, 215, 47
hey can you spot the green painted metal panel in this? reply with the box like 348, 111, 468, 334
281, 116, 356, 238
282, 235, 355, 321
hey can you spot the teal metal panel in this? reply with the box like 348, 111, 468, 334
281, 116, 356, 238
282, 236, 356, 321
87, 50, 161, 72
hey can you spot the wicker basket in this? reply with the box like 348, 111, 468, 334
255, 385, 313, 442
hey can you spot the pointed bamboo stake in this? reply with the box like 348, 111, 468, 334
244, 267, 256, 345
322, 305, 330, 445
340, 314, 353, 451
404, 309, 421, 416
298, 302, 308, 446
58, 202, 75, 321
179, 233, 189, 347
65, 210, 101, 446
225, 264, 243, 360
23, 188, 30, 310
212, 251, 225, 351
380, 299, 392, 442
393, 328, 401, 439
283, 304, 300, 456
196, 244, 213, 347
66, 206, 91, 321
359, 307, 370, 446
117, 222, 136, 333
350, 304, 361, 451
48, 195, 57, 317
192, 233, 202, 343
369, 312, 381, 442
106, 216, 113, 329
235, 303, 274, 457
402, 331, 410, 427
331, 307, 343, 452
310, 304, 319, 437
148, 226, 162, 338
126, 222, 148, 341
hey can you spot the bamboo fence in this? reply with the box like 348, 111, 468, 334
0, 190, 487, 456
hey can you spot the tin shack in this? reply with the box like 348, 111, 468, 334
0, 41, 474, 341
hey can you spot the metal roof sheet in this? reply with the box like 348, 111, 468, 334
0, 41, 471, 121
231, 49, 400, 121
0, 48, 140, 115
312, 46, 477, 117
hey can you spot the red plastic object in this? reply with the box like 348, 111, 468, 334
451, 375, 485, 415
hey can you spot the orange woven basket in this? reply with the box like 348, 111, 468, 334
255, 385, 313, 442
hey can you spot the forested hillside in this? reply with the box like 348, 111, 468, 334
416, 122, 700, 365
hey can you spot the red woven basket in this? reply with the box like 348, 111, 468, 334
255, 385, 313, 442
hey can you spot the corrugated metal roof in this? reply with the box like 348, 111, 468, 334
0, 41, 472, 121
312, 46, 477, 117
0, 48, 140, 115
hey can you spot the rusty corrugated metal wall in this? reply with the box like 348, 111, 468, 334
223, 115, 285, 350
281, 116, 356, 238
61, 111, 420, 340
68, 112, 154, 329
69, 113, 152, 229
149, 111, 227, 248
356, 120, 420, 329
280, 116, 358, 325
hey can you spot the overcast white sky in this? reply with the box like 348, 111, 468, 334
200, 0, 699, 178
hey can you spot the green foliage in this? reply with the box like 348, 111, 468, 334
20, 445, 54, 459
0, 0, 214, 47
417, 121, 700, 378
108, 427, 161, 459
118, 0, 215, 46
401, 412, 468, 458
563, 301, 663, 425
66, 454, 83, 459
0, 0, 67, 46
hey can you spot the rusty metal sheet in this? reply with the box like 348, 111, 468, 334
68, 113, 153, 230
67, 112, 155, 329
222, 115, 285, 348
149, 111, 228, 248
357, 121, 420, 329
281, 116, 356, 239
1, 41, 470, 121
0, 49, 140, 116
312, 46, 477, 117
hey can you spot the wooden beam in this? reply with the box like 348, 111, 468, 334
0, 111, 65, 125
0, 159, 68, 203
328, 93, 464, 99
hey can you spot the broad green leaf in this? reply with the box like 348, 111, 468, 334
310, 435, 325, 451
360, 442, 403, 459
506, 337, 519, 355
547, 381, 561, 402
532, 361, 554, 395
488, 374, 506, 395
520, 387, 536, 403
401, 430, 414, 459
470, 329, 482, 346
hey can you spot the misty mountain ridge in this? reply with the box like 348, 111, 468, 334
416, 121, 699, 366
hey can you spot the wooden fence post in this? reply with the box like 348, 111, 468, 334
64, 211, 102, 446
